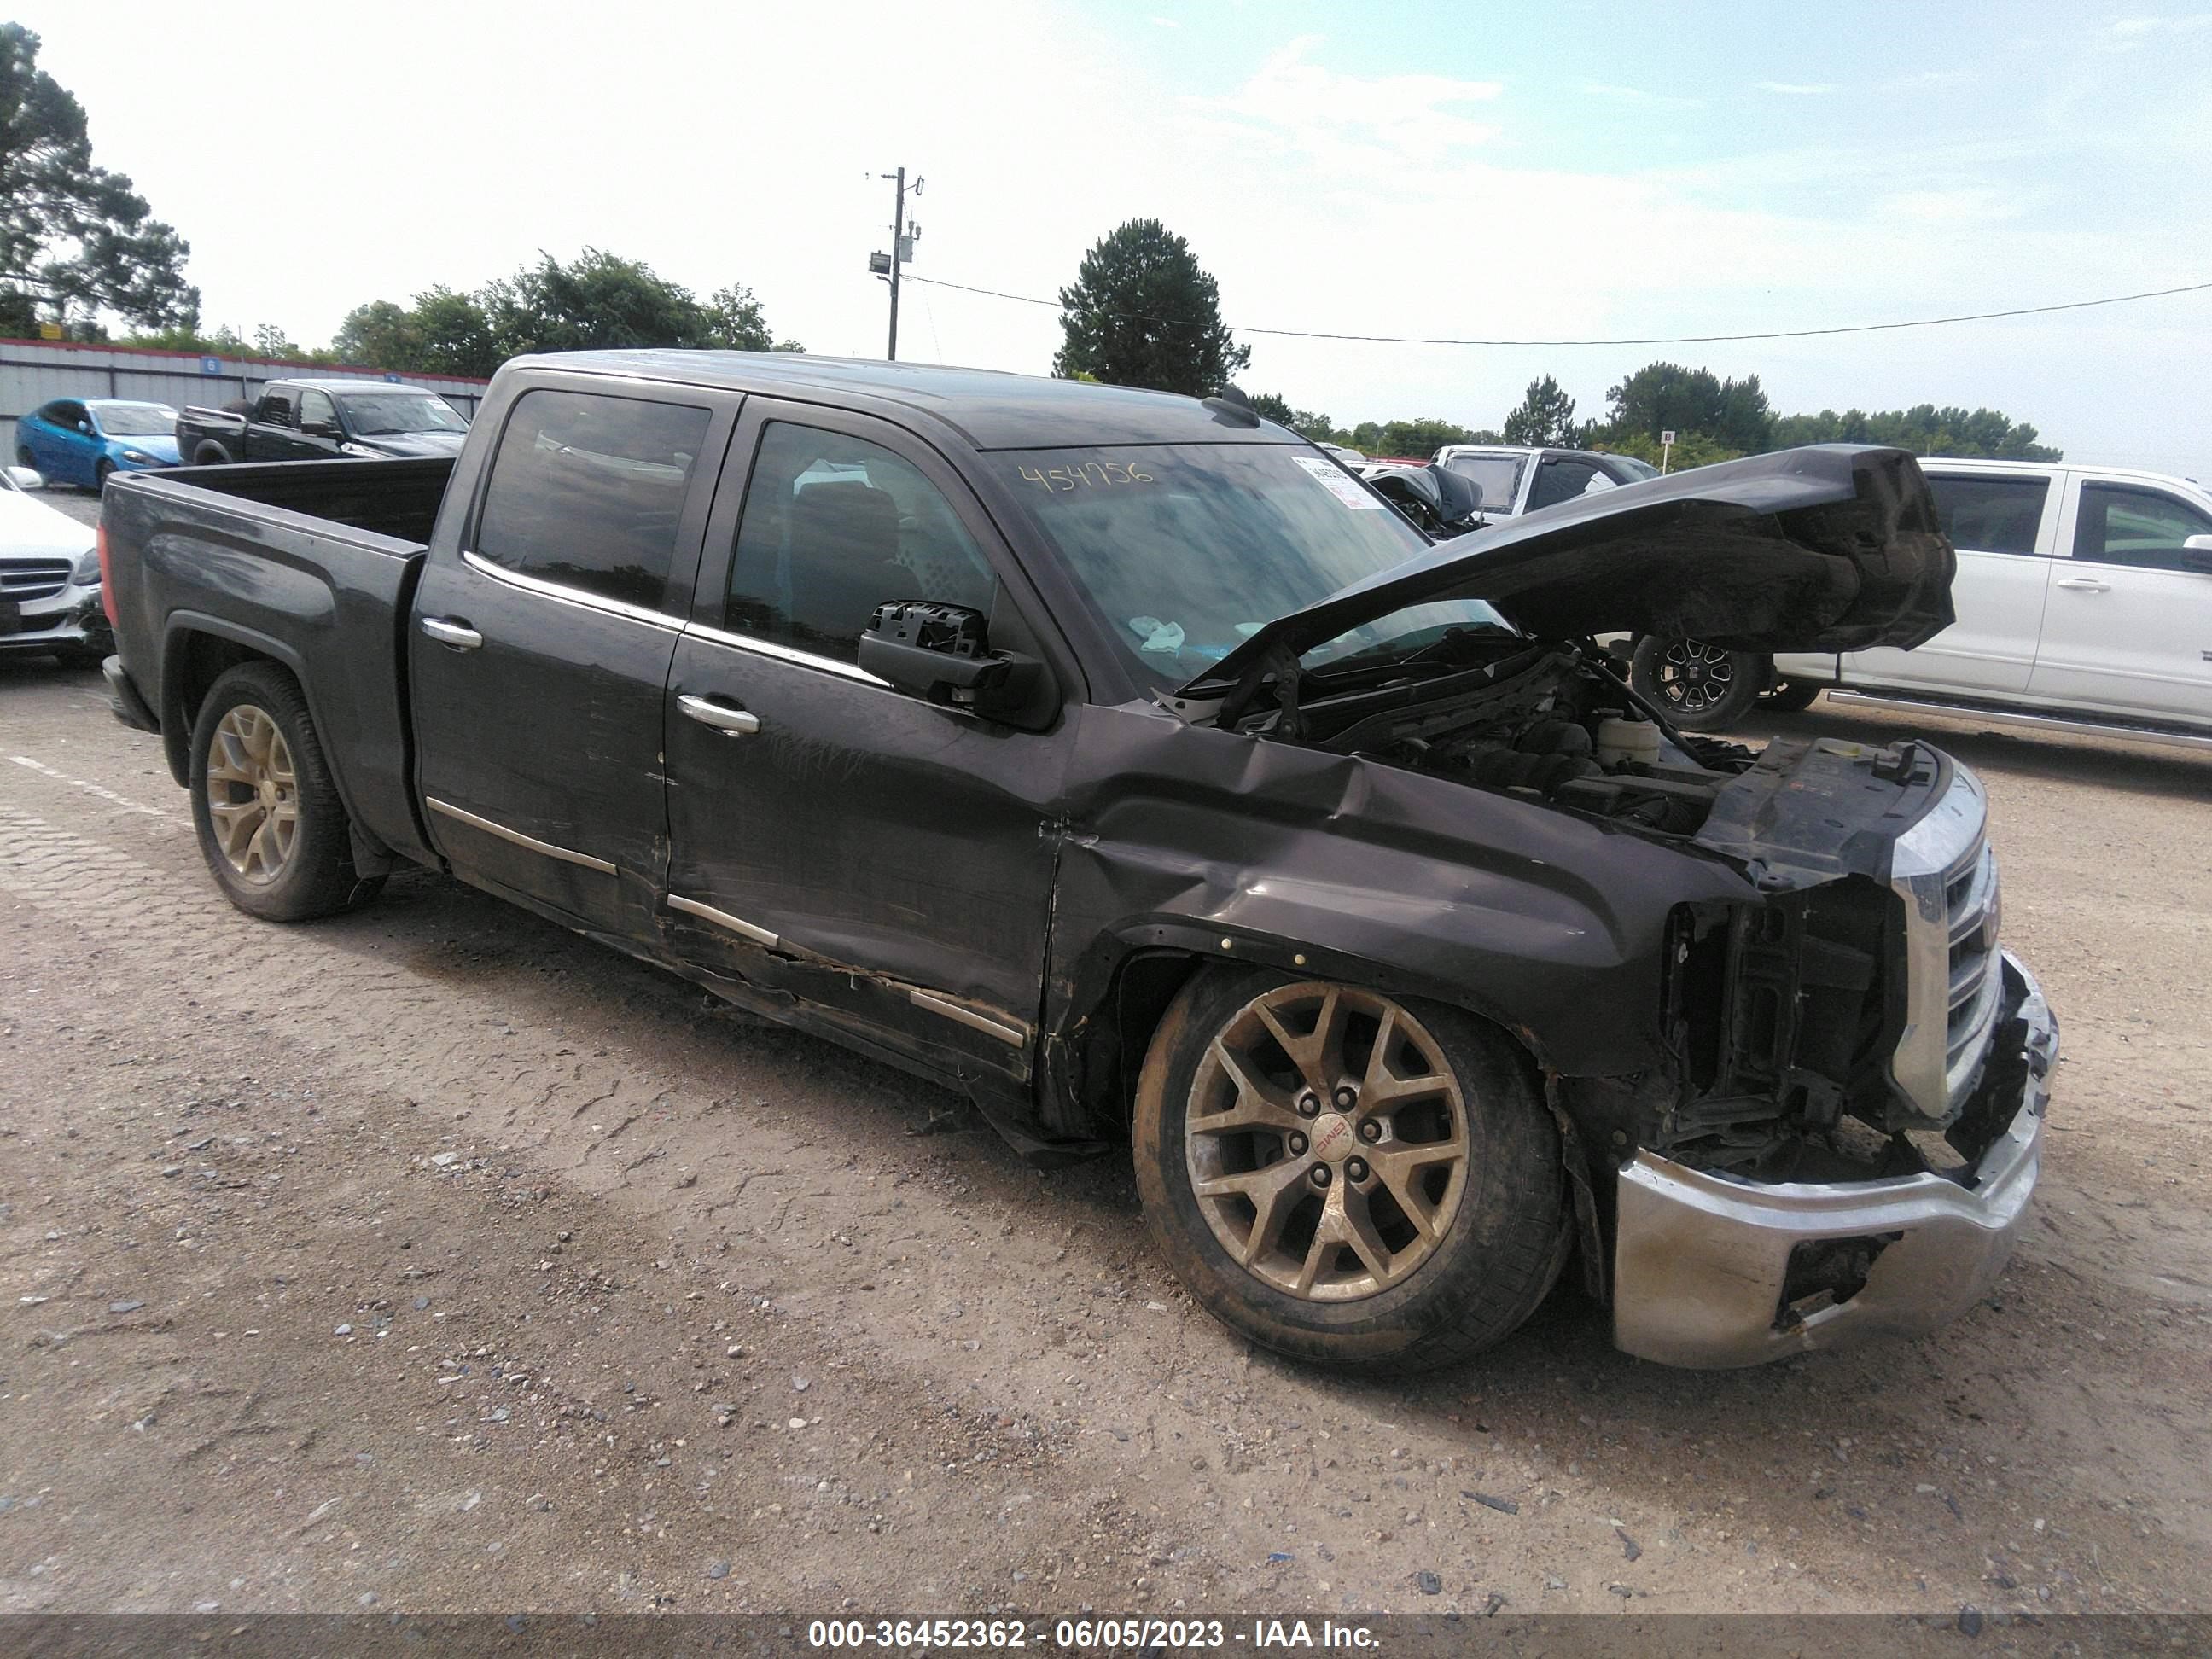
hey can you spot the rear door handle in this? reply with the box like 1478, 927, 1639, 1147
2054, 578, 2111, 593
678, 694, 761, 736
421, 616, 484, 649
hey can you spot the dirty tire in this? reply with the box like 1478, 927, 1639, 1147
194, 442, 232, 466
188, 661, 383, 922
1631, 635, 1764, 731
1765, 677, 1824, 713
1132, 966, 1568, 1373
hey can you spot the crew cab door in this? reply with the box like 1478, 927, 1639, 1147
296, 388, 346, 458
1836, 468, 2058, 694
409, 376, 735, 936
2025, 474, 2212, 724
658, 401, 1071, 1088
243, 389, 299, 462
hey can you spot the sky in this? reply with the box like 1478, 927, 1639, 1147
15, 0, 2212, 475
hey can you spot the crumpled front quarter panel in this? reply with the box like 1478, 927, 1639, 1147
1047, 704, 1757, 1078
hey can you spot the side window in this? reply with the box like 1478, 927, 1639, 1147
299, 390, 337, 432
724, 422, 998, 665
472, 388, 713, 613
259, 390, 297, 428
54, 401, 88, 430
1527, 457, 1601, 511
1926, 474, 2049, 556
2072, 483, 2212, 573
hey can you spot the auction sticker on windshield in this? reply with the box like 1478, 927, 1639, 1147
1293, 454, 1384, 509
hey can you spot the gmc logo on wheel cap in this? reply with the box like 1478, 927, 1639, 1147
1310, 1113, 1354, 1161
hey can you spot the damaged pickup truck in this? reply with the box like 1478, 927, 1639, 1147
98, 352, 2058, 1371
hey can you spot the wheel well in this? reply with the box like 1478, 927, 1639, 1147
161, 632, 288, 785
1055, 950, 1207, 1141
193, 442, 230, 465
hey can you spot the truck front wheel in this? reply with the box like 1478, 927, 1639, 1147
188, 662, 384, 922
1132, 969, 1568, 1372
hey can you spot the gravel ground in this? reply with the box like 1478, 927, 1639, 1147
1, 500, 2207, 1620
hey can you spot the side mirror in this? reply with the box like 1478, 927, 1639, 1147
6, 465, 42, 490
302, 420, 341, 440
2182, 533, 2212, 574
858, 602, 1041, 722
75, 421, 94, 435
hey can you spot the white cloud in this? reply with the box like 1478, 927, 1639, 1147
1580, 82, 1707, 110
1192, 37, 1504, 172
1755, 81, 1835, 96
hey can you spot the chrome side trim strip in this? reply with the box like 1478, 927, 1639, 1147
1825, 690, 2212, 754
460, 549, 684, 632
683, 620, 891, 687
667, 894, 780, 948
907, 987, 1027, 1048
424, 797, 618, 876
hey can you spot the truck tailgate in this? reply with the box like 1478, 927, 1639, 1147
102, 461, 449, 866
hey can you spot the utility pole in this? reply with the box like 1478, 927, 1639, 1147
870, 167, 922, 360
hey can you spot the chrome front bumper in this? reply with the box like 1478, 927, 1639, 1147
1613, 952, 2057, 1369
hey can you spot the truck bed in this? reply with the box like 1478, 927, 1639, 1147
101, 457, 456, 867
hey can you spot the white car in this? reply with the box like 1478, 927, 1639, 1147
0, 463, 106, 665
1635, 457, 2212, 744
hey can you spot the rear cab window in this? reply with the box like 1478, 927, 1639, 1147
1925, 473, 2050, 556
471, 387, 713, 614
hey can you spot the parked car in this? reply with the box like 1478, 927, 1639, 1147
175, 379, 469, 466
101, 353, 2055, 1373
15, 399, 181, 489
1431, 444, 1659, 519
1634, 458, 2212, 742
0, 463, 106, 663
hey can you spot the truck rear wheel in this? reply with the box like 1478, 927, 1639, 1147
188, 662, 384, 922
193, 442, 232, 466
1632, 634, 1764, 731
1132, 968, 1568, 1372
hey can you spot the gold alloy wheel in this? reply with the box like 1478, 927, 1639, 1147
204, 704, 300, 884
1184, 983, 1470, 1302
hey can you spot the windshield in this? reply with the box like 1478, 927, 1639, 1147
92, 404, 178, 437
1002, 444, 1511, 687
1605, 454, 1661, 480
339, 393, 468, 436
1439, 451, 1528, 512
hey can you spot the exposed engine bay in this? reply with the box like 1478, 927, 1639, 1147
1216, 630, 2023, 1197
1253, 636, 1755, 837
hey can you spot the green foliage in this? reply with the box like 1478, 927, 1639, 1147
1500, 375, 1576, 448
1769, 404, 2059, 461
1052, 218, 1250, 397
1, 24, 197, 332
1348, 417, 1476, 459
1598, 429, 1745, 471
323, 254, 801, 380
1604, 361, 1773, 451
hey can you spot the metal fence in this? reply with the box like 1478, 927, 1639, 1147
0, 337, 490, 453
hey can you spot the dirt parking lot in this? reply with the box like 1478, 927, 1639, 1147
2, 502, 2207, 1621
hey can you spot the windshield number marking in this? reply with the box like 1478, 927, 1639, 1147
1018, 460, 1154, 493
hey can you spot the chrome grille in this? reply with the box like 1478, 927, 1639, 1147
0, 560, 73, 602
1889, 761, 2003, 1122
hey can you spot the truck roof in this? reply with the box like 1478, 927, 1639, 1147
518, 350, 1301, 452
267, 378, 451, 397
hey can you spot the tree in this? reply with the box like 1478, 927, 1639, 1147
482, 247, 708, 357
1500, 375, 1577, 448
1052, 218, 1250, 396
701, 282, 802, 353
1604, 361, 1773, 452
1770, 403, 2058, 461
1348, 417, 1476, 458
333, 300, 418, 368
1, 25, 198, 333
409, 285, 502, 377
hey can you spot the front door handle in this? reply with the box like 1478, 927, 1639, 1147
2054, 578, 2111, 593
678, 694, 761, 736
421, 616, 484, 649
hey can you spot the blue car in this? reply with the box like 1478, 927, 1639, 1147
15, 398, 182, 489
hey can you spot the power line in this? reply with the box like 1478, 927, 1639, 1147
904, 273, 2212, 348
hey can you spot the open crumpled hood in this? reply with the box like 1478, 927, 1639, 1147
1181, 444, 1953, 696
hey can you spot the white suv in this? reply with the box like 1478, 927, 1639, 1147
1635, 457, 2212, 745
1431, 445, 1658, 518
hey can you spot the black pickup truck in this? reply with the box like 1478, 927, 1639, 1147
174, 377, 469, 466
101, 351, 2058, 1372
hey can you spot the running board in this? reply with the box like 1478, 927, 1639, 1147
1824, 690, 2212, 754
